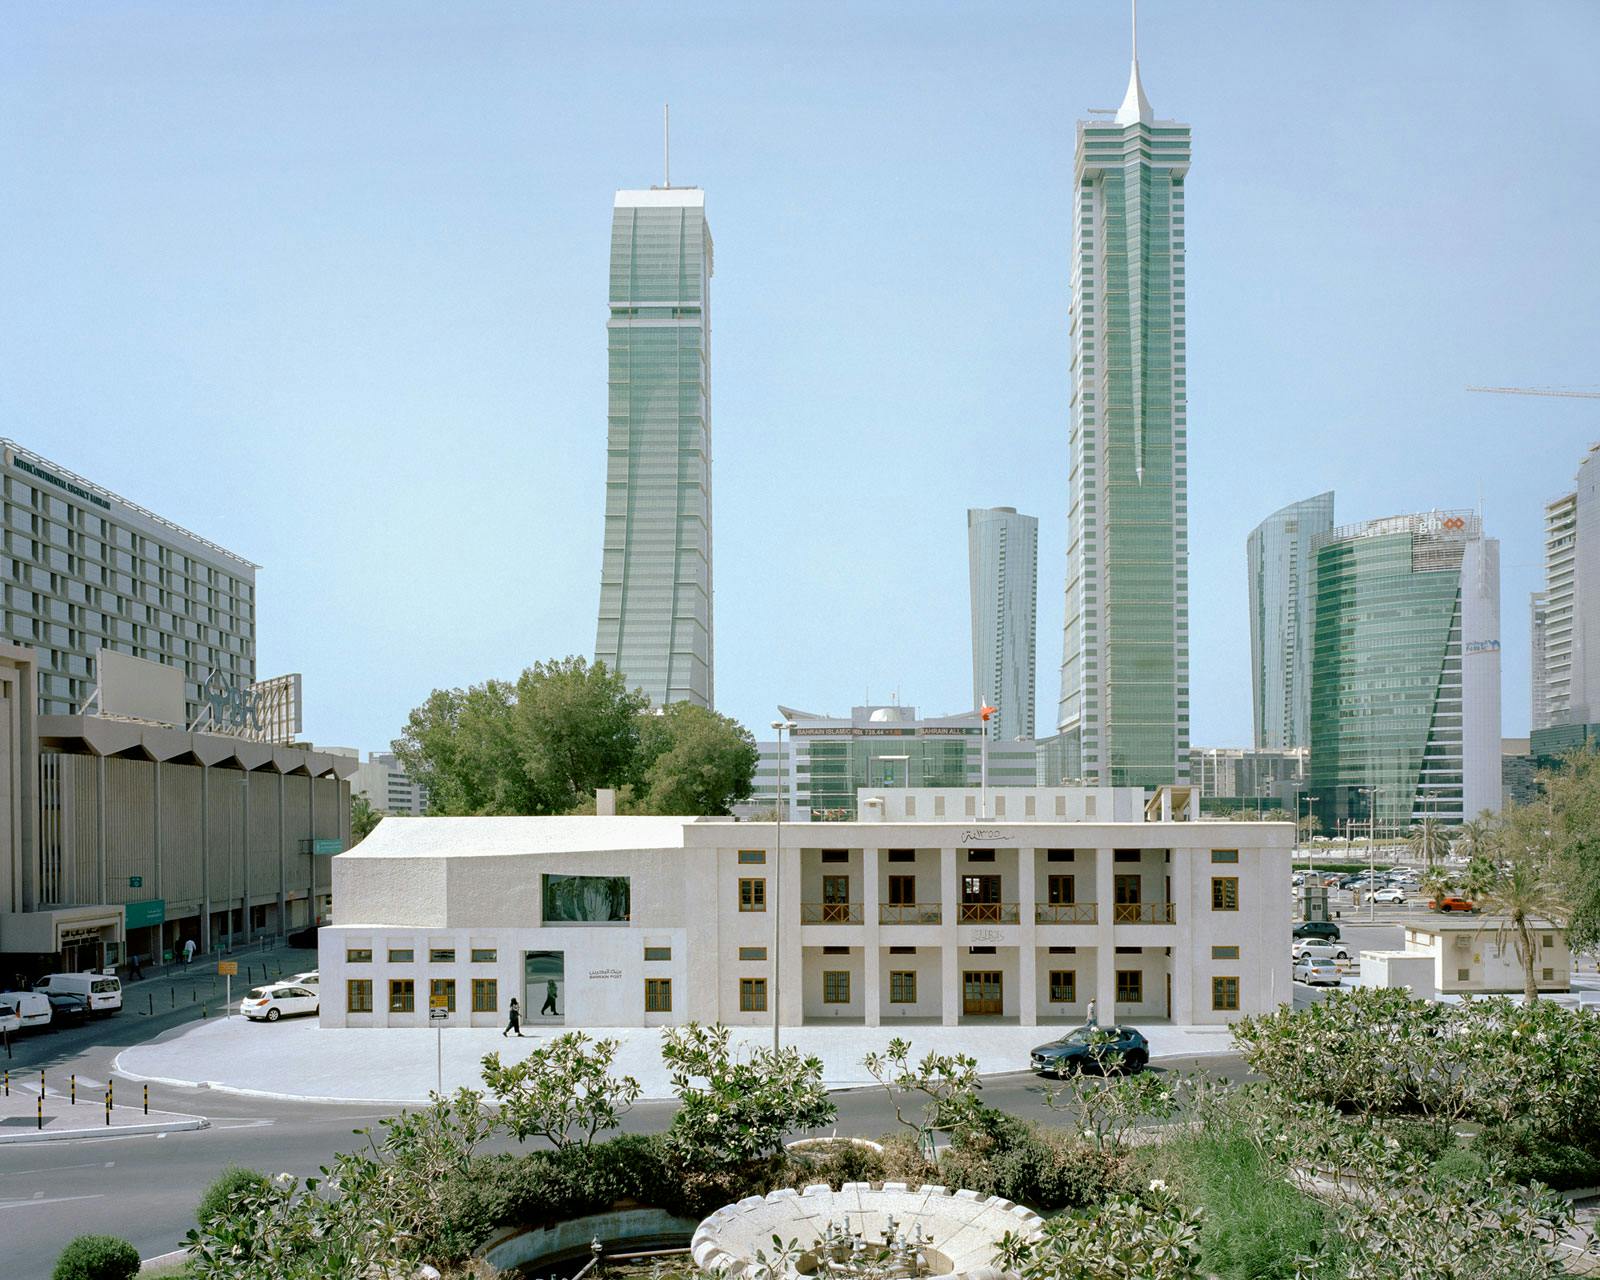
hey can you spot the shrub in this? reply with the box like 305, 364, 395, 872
781, 1139, 887, 1190
1476, 1123, 1600, 1192
937, 1110, 1132, 1211
51, 1235, 141, 1280
195, 1166, 271, 1227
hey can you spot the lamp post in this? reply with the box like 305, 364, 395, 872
1357, 786, 1378, 921
769, 719, 795, 1053
1299, 794, 1320, 875
978, 705, 996, 818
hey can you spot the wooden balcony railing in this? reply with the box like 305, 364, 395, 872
1113, 902, 1177, 924
879, 903, 943, 925
958, 902, 1020, 925
801, 902, 863, 925
1035, 902, 1098, 925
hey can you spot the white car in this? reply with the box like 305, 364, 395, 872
1292, 940, 1351, 963
1293, 957, 1342, 986
0, 990, 53, 1030
241, 983, 318, 1022
288, 970, 319, 987
1372, 887, 1406, 904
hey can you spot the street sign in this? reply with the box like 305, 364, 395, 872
428, 1008, 448, 1022
429, 992, 450, 1010
128, 876, 143, 889
217, 961, 238, 976
125, 899, 165, 930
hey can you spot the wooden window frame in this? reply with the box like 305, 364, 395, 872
346, 978, 373, 1013
888, 970, 917, 1004
740, 977, 767, 1011
1115, 969, 1143, 1004
822, 970, 851, 1004
345, 948, 372, 964
644, 978, 672, 1013
1211, 976, 1240, 1011
471, 978, 498, 1012
430, 978, 456, 1013
470, 948, 497, 963
1048, 969, 1077, 1003
1211, 876, 1240, 912
388, 979, 415, 1013
739, 878, 767, 912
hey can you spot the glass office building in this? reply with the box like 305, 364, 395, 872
1, 439, 257, 721
968, 507, 1038, 742
1308, 511, 1501, 832
594, 188, 714, 708
1247, 492, 1334, 749
1056, 50, 1190, 789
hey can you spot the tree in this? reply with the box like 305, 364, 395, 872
480, 1032, 641, 1149
392, 681, 534, 814
511, 657, 649, 812
1405, 821, 1452, 866
1297, 813, 1322, 842
861, 1038, 985, 1146
1419, 865, 1456, 908
1455, 811, 1498, 862
1476, 805, 1571, 1005
1536, 748, 1600, 952
660, 1023, 835, 1170
628, 702, 758, 816
350, 795, 382, 845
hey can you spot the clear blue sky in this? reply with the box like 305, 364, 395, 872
4, 2, 1597, 752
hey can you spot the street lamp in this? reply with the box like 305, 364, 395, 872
1357, 786, 1378, 922
769, 719, 795, 1053
1299, 794, 1320, 875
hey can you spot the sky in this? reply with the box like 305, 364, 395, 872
3, 2, 1598, 754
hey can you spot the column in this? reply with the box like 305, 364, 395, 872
307, 775, 316, 926
1017, 846, 1038, 1025
940, 846, 960, 1025
200, 766, 211, 953
862, 848, 881, 1026
276, 773, 287, 935
96, 755, 107, 905
1095, 846, 1116, 1018
1169, 845, 1195, 1022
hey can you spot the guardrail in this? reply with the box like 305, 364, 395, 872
878, 903, 943, 925
1113, 902, 1177, 924
800, 902, 863, 925
958, 902, 1020, 924
1035, 902, 1098, 924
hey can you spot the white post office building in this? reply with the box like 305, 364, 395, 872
320, 800, 1293, 1030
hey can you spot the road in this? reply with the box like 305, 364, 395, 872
0, 952, 1253, 1279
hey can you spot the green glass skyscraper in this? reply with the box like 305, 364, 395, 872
595, 187, 714, 708
1056, 32, 1190, 788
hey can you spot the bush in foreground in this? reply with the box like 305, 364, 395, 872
52, 1235, 141, 1280
195, 1166, 271, 1227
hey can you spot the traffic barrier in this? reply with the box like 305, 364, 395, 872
143, 1084, 149, 1116
37, 1093, 42, 1130
71, 1074, 76, 1105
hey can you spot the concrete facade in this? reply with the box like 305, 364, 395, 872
319, 813, 1293, 1031
1402, 920, 1571, 996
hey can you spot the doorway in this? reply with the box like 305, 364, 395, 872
962, 969, 1003, 1016
524, 950, 565, 1024
960, 875, 1002, 923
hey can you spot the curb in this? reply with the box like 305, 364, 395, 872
0, 1114, 208, 1145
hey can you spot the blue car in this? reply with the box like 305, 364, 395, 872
1030, 1025, 1150, 1076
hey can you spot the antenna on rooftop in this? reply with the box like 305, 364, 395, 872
663, 103, 671, 188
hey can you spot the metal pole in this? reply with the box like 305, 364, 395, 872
771, 722, 785, 1054
436, 1025, 442, 1097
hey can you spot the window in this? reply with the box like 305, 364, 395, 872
1115, 970, 1143, 1004
1212, 977, 1240, 1011
1114, 849, 1141, 863
1211, 849, 1239, 864
992, 795, 1005, 817
644, 979, 672, 1012
967, 849, 995, 863
889, 945, 916, 955
822, 971, 851, 1004
388, 948, 414, 964
888, 849, 915, 863
738, 849, 766, 864
1542, 934, 1554, 948
1048, 945, 1077, 955
822, 945, 850, 956
1211, 877, 1239, 911
430, 978, 456, 1012
429, 949, 456, 964
821, 850, 849, 864
889, 971, 917, 1004
888, 875, 916, 905
347, 979, 373, 1013
968, 945, 996, 955
470, 948, 496, 963
740, 978, 767, 1011
1047, 849, 1074, 862
1049, 970, 1077, 1003
472, 979, 498, 1012
644, 946, 672, 962
1055, 796, 1067, 817
1211, 945, 1240, 960
346, 948, 372, 964
739, 878, 766, 912
822, 874, 850, 908
1542, 968, 1555, 981
934, 796, 945, 816
542, 873, 630, 923
738, 946, 767, 961
1457, 968, 1471, 981
905, 796, 917, 817
1047, 874, 1076, 904
389, 979, 415, 1012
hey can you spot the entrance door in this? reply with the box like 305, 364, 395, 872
821, 875, 851, 923
524, 950, 565, 1023
961, 875, 1002, 923
962, 970, 1003, 1016
1113, 874, 1143, 923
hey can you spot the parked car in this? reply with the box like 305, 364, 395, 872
1293, 957, 1343, 986
287, 970, 319, 988
1372, 887, 1407, 904
1338, 875, 1366, 889
34, 972, 122, 1013
45, 992, 91, 1026
241, 983, 319, 1022
1030, 1025, 1150, 1077
1293, 940, 1352, 963
0, 998, 21, 1036
0, 990, 52, 1031
1429, 895, 1477, 913
1293, 921, 1342, 943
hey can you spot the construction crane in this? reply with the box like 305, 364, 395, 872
1468, 386, 1600, 399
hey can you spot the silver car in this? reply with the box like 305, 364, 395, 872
1293, 957, 1342, 986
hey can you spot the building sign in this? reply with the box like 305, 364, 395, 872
961, 829, 1003, 844
8, 450, 112, 510
587, 968, 623, 981
128, 876, 143, 889
59, 926, 104, 944
1465, 640, 1501, 655
125, 899, 165, 930
191, 670, 303, 743
218, 960, 238, 976
312, 838, 342, 855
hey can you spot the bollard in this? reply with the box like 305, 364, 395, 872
144, 1084, 149, 1116
40, 1068, 45, 1094
38, 1093, 42, 1130
191, 989, 196, 1003
71, 1074, 76, 1105
148, 992, 154, 1016
4, 1069, 8, 1096
105, 1091, 110, 1126
201, 1002, 207, 1019
171, 987, 175, 1008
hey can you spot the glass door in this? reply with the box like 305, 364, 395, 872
962, 970, 1003, 1016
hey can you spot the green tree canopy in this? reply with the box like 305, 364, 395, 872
391, 657, 755, 817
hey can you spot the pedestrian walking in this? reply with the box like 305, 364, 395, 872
540, 979, 558, 1017
182, 938, 196, 966
502, 997, 522, 1038
129, 953, 144, 981
1085, 997, 1097, 1028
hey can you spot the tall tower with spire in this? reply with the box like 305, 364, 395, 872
1055, 6, 1190, 787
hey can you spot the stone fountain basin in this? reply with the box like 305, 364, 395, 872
691, 1182, 1044, 1280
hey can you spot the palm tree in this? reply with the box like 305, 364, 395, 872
1454, 811, 1497, 862
1476, 807, 1572, 1005
1420, 866, 1456, 910
1406, 822, 1452, 867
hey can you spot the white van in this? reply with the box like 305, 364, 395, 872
0, 990, 53, 1030
35, 972, 122, 1013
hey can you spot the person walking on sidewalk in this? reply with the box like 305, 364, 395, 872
502, 997, 522, 1038
182, 938, 196, 967
1085, 997, 1097, 1028
540, 979, 558, 1017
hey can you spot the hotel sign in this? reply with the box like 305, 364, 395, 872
7, 451, 112, 511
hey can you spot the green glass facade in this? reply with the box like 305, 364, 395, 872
1057, 85, 1190, 789
595, 189, 714, 708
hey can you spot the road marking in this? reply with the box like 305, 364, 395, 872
0, 1194, 105, 1211
0, 1161, 110, 1179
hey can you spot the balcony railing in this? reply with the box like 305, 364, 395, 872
879, 903, 943, 925
1113, 902, 1177, 924
958, 902, 1020, 925
1035, 902, 1098, 925
801, 902, 863, 925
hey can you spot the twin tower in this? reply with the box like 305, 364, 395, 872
595, 46, 1192, 792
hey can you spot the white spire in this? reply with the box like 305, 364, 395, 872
1114, 0, 1154, 125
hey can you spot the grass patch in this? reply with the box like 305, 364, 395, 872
1143, 1129, 1340, 1280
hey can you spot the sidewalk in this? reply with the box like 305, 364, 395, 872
115, 1018, 1240, 1105
0, 1074, 206, 1144
112, 937, 316, 1022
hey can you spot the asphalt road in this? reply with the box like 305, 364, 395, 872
0, 977, 1251, 1280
